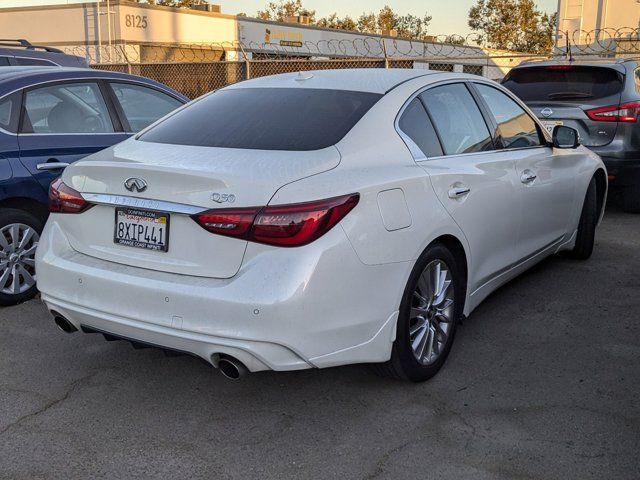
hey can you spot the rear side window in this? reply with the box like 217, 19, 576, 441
420, 83, 494, 155
0, 57, 10, 66
110, 82, 182, 131
475, 84, 543, 149
502, 66, 623, 102
0, 92, 20, 133
140, 88, 382, 151
398, 98, 443, 158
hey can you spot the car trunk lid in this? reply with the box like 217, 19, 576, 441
59, 139, 341, 278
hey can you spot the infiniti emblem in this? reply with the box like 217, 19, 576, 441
541, 107, 554, 118
124, 177, 148, 193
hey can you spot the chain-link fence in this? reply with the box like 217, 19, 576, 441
87, 27, 640, 100
93, 57, 512, 99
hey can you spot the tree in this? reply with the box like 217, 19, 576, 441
468, 0, 557, 53
396, 13, 433, 40
356, 12, 377, 34
357, 6, 431, 39
443, 35, 466, 45
317, 13, 357, 31
377, 5, 397, 33
257, 0, 316, 23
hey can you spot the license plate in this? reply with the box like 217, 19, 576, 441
541, 120, 563, 134
114, 207, 169, 252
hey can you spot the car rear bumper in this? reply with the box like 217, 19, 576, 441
36, 219, 407, 372
599, 157, 640, 189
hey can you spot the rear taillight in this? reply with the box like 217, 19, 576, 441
192, 207, 260, 238
49, 178, 89, 214
585, 102, 640, 123
192, 193, 359, 247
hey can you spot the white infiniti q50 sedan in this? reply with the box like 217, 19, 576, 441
36, 70, 606, 382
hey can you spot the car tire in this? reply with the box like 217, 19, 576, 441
570, 177, 598, 260
374, 243, 463, 382
621, 184, 640, 213
0, 209, 44, 307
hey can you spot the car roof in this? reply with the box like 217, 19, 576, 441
0, 66, 188, 100
226, 68, 442, 94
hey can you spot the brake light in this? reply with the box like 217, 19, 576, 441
49, 178, 89, 213
545, 65, 573, 70
192, 193, 359, 247
191, 207, 260, 238
585, 102, 640, 123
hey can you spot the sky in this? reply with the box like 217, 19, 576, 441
2, 0, 560, 35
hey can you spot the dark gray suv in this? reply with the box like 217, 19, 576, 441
0, 39, 87, 68
503, 59, 640, 212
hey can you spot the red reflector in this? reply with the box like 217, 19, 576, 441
585, 102, 640, 123
608, 175, 615, 181
192, 193, 360, 247
49, 178, 89, 214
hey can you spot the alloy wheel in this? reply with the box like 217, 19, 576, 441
0, 223, 39, 296
409, 259, 455, 365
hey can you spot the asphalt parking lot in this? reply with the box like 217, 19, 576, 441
1, 208, 638, 480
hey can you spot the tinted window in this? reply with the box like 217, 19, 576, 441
22, 82, 114, 134
111, 82, 182, 131
420, 84, 493, 155
475, 84, 543, 149
140, 88, 382, 151
398, 98, 443, 157
502, 66, 623, 102
0, 57, 10, 66
0, 92, 20, 133
14, 57, 56, 66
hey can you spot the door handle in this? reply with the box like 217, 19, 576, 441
521, 171, 537, 184
448, 186, 471, 199
37, 162, 70, 171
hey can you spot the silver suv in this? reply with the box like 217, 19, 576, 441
503, 59, 640, 212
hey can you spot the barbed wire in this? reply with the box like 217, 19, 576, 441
65, 27, 640, 64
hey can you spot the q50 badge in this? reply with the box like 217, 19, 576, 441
211, 193, 236, 204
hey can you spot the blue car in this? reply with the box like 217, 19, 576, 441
0, 67, 188, 305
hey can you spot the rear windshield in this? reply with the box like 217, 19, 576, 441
502, 66, 623, 102
139, 87, 382, 151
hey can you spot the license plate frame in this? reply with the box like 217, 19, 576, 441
113, 207, 170, 252
541, 120, 563, 134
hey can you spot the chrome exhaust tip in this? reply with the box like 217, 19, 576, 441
51, 311, 77, 333
218, 356, 248, 380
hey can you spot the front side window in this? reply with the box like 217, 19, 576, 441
0, 92, 20, 133
475, 84, 543, 149
140, 88, 382, 151
420, 83, 494, 155
398, 97, 443, 158
110, 82, 182, 131
22, 82, 114, 134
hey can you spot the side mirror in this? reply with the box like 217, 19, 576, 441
552, 125, 580, 149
